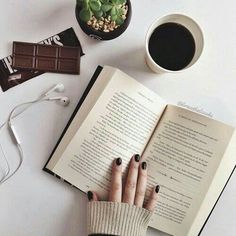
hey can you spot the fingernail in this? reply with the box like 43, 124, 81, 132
116, 158, 122, 166
141, 162, 147, 170
134, 154, 140, 162
87, 191, 93, 201
155, 185, 160, 193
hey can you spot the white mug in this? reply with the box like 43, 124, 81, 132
145, 13, 204, 73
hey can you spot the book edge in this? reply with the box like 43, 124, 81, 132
198, 165, 236, 235
43, 65, 103, 174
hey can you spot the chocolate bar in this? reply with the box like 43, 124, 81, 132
0, 28, 84, 92
12, 42, 81, 74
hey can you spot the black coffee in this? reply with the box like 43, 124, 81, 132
148, 23, 196, 71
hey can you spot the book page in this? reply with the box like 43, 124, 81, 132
52, 68, 167, 198
187, 130, 236, 236
46, 66, 116, 170
143, 105, 234, 236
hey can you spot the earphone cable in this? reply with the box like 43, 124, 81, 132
8, 97, 46, 125
0, 100, 41, 185
0, 97, 43, 130
0, 143, 24, 185
0, 84, 68, 185
0, 142, 10, 183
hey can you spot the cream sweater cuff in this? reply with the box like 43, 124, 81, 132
87, 201, 153, 236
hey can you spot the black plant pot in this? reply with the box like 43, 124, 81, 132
75, 1, 132, 40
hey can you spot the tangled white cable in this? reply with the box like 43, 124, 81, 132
0, 84, 70, 185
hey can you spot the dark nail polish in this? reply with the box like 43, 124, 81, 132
87, 191, 93, 201
155, 185, 160, 193
134, 154, 140, 162
141, 162, 147, 170
116, 158, 122, 166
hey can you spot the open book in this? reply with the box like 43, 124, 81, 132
44, 66, 236, 236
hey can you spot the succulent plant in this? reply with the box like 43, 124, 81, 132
77, 0, 127, 25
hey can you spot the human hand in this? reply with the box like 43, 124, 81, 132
87, 154, 160, 211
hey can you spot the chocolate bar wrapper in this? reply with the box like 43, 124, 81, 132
0, 27, 84, 92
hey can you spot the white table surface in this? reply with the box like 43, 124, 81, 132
0, 0, 235, 235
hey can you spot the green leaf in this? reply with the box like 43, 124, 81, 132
94, 10, 103, 18
111, 0, 126, 6
111, 14, 117, 21
110, 6, 118, 16
83, 0, 89, 9
79, 8, 92, 22
101, 4, 113, 12
116, 16, 124, 25
117, 0, 126, 4
77, 0, 89, 9
112, 0, 122, 5
89, 0, 101, 12
118, 8, 125, 15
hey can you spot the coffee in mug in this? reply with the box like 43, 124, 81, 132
145, 14, 204, 73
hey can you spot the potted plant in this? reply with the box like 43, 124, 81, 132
75, 0, 132, 40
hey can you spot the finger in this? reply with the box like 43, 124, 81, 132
145, 185, 160, 212
109, 158, 122, 202
87, 191, 99, 202
134, 162, 147, 207
123, 154, 141, 204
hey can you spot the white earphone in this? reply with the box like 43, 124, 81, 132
43, 83, 65, 96
46, 96, 70, 106
0, 83, 70, 185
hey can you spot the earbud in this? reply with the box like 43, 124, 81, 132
0, 83, 70, 185
43, 83, 65, 97
47, 97, 70, 106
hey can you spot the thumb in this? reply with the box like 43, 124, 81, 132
87, 191, 99, 202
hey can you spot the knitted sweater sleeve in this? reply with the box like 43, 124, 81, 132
87, 201, 153, 236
